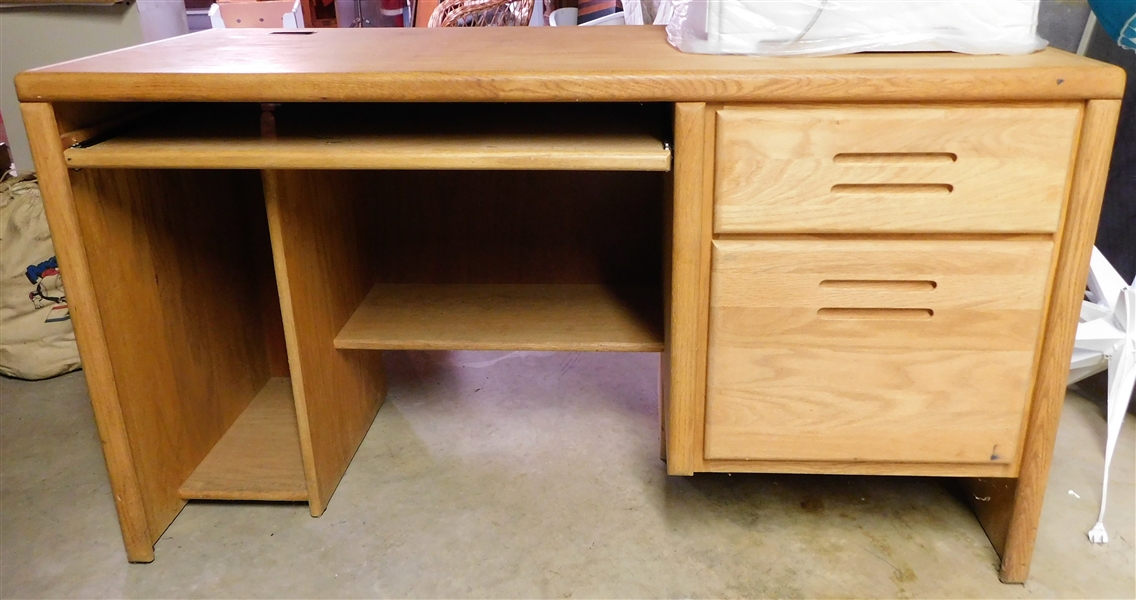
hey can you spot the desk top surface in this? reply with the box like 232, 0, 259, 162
16, 26, 1125, 103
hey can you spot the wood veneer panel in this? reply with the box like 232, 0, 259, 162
974, 99, 1123, 584
64, 112, 671, 172
263, 170, 385, 516
53, 102, 146, 149
244, 181, 291, 378
705, 239, 1053, 466
660, 136, 675, 464
179, 378, 307, 501
714, 105, 1082, 234
15, 28, 1125, 103
20, 103, 154, 562
67, 168, 277, 555
335, 284, 663, 352
664, 102, 710, 475
365, 170, 664, 286
702, 459, 1015, 478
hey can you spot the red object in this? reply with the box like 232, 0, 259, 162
381, 0, 404, 26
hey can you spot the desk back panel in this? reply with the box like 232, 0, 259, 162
366, 170, 665, 285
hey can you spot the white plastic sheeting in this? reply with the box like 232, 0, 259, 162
665, 0, 1047, 56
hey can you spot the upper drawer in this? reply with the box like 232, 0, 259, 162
714, 105, 1082, 234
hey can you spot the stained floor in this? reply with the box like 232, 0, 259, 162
1, 351, 1133, 598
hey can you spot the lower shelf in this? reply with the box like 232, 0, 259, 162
334, 284, 664, 352
178, 378, 308, 502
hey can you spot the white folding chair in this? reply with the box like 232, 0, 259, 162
1070, 246, 1135, 544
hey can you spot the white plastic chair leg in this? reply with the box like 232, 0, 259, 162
1088, 288, 1135, 544
1070, 248, 1134, 544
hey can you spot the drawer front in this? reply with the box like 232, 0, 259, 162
705, 239, 1053, 465
714, 105, 1081, 234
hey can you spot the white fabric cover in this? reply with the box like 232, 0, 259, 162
667, 0, 1046, 56
615, 0, 669, 25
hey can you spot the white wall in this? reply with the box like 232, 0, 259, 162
0, 1, 187, 172
138, 0, 190, 42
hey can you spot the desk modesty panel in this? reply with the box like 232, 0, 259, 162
17, 27, 1124, 584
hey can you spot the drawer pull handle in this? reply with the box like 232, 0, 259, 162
817, 308, 934, 320
833, 152, 958, 164
831, 183, 954, 195
820, 279, 937, 291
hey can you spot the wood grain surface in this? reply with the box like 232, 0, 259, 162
335, 284, 662, 352
263, 170, 386, 516
714, 105, 1082, 234
364, 170, 664, 286
979, 99, 1124, 584
705, 239, 1054, 466
15, 28, 1125, 103
701, 459, 1015, 478
20, 103, 155, 562
179, 378, 307, 501
662, 102, 711, 475
64, 103, 672, 171
68, 168, 277, 557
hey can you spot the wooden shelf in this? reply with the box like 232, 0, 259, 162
179, 378, 308, 502
63, 103, 672, 171
334, 284, 664, 352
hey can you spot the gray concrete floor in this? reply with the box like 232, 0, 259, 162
1, 351, 1133, 598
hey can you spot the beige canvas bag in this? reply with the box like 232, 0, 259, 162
0, 174, 81, 379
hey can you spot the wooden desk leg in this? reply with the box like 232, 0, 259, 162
967, 99, 1121, 583
21, 102, 155, 563
263, 170, 386, 516
665, 102, 713, 476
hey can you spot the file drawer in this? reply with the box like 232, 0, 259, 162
704, 238, 1053, 466
713, 105, 1081, 234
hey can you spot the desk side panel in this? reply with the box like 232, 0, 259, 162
970, 98, 1122, 584
19, 103, 154, 562
68, 167, 277, 553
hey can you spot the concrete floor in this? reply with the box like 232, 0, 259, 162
1, 351, 1133, 598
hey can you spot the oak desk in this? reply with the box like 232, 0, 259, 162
17, 26, 1125, 582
